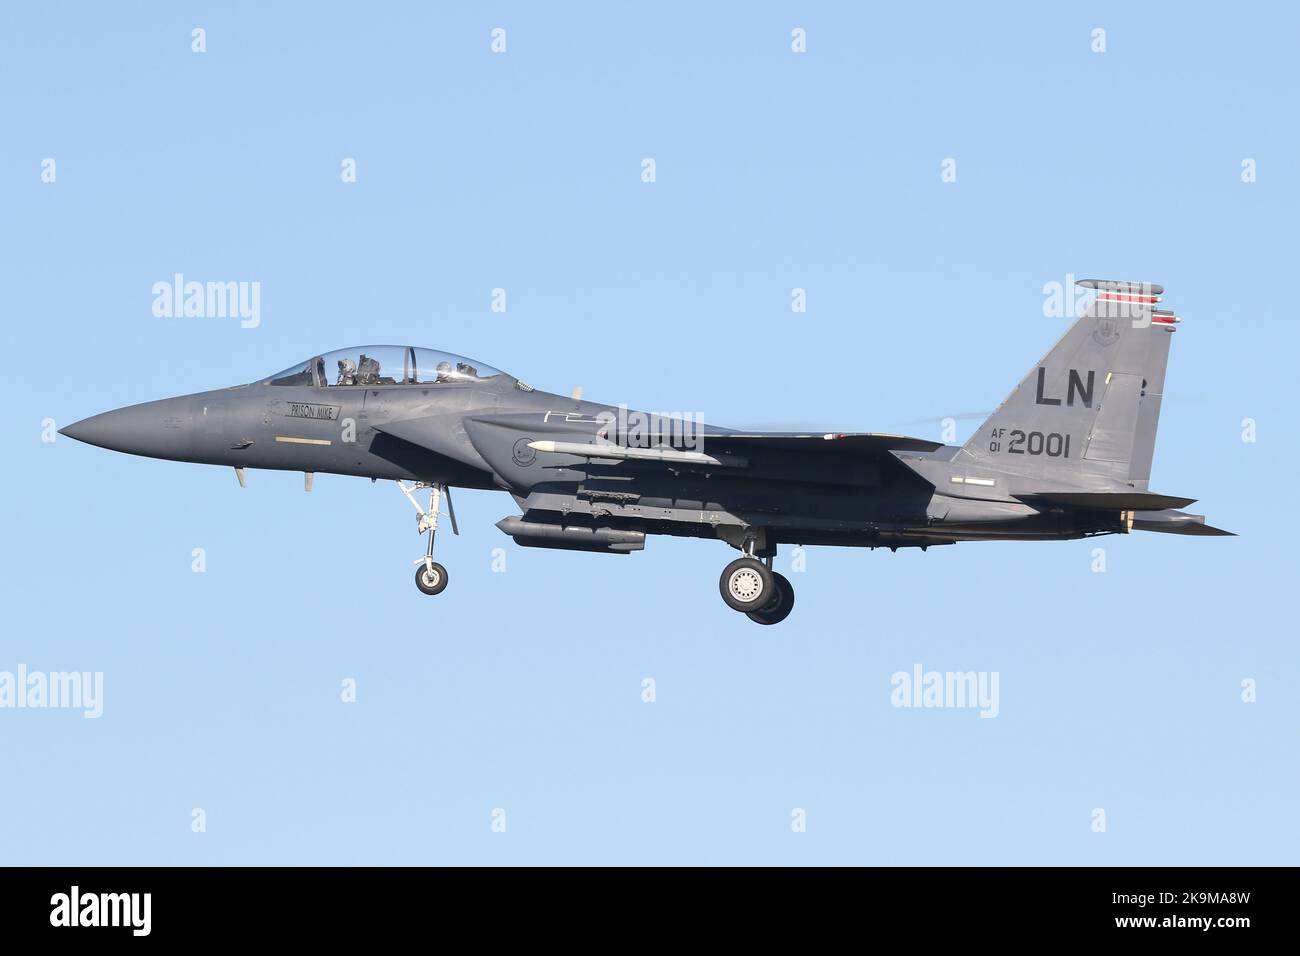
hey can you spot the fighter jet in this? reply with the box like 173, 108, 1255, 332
61, 279, 1230, 625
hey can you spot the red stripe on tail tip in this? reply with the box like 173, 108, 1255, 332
1099, 293, 1160, 303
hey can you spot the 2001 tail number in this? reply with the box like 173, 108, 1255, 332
988, 429, 1071, 457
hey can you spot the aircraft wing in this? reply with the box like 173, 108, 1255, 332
441, 411, 948, 487
699, 432, 945, 455
531, 431, 944, 464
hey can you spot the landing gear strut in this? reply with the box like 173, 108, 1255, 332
718, 535, 796, 624
398, 480, 457, 596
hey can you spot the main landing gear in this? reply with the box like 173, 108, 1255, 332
398, 480, 458, 597
718, 538, 795, 625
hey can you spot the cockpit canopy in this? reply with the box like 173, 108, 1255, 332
265, 346, 506, 388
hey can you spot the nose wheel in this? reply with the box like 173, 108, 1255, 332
415, 561, 449, 595
398, 480, 457, 597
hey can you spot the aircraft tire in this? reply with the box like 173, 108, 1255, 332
719, 557, 776, 612
746, 572, 794, 625
415, 561, 449, 595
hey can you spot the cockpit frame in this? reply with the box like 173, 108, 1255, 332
265, 346, 507, 389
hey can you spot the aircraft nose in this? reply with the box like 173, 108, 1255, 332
60, 397, 194, 460
58, 415, 112, 445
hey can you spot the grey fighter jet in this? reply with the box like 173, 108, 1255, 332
61, 279, 1230, 625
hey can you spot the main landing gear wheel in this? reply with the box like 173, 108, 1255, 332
415, 561, 449, 595
719, 557, 776, 612
746, 572, 794, 625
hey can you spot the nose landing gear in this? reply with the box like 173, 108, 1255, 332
398, 480, 457, 596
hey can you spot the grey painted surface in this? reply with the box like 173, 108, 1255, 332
61, 281, 1231, 578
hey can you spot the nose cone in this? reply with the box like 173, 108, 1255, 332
61, 397, 195, 460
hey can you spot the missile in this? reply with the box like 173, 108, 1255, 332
527, 439, 744, 468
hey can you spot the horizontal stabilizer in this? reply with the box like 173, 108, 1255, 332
1131, 510, 1236, 536
1144, 520, 1235, 537
1016, 491, 1197, 511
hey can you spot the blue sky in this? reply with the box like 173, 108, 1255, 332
1, 2, 1296, 864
